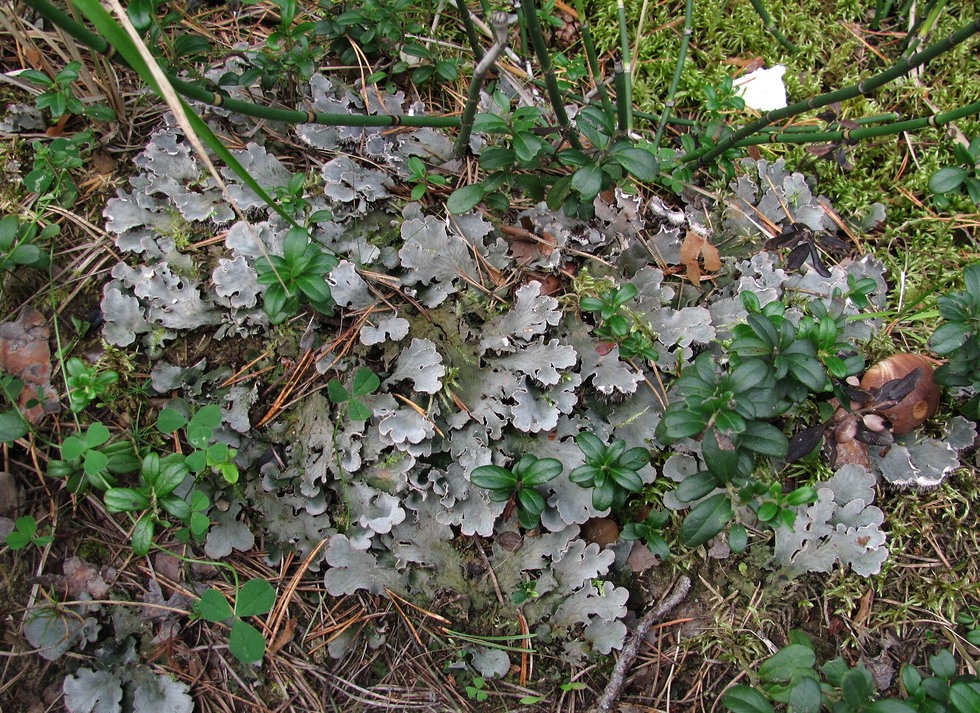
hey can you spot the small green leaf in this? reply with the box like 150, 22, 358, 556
722, 685, 775, 713
83, 450, 109, 476
728, 524, 748, 553
447, 184, 486, 214
156, 408, 187, 434
513, 132, 544, 164
676, 471, 721, 502
351, 368, 380, 397
131, 514, 154, 556
517, 487, 546, 517
87, 422, 111, 448
702, 428, 740, 482
197, 588, 233, 622
788, 677, 822, 713
229, 619, 267, 664
471, 465, 517, 492
658, 408, 707, 441
929, 166, 969, 194
347, 399, 372, 421
570, 164, 602, 200
236, 579, 276, 617
840, 668, 874, 707
739, 421, 789, 458
949, 682, 980, 713
612, 146, 659, 182
327, 379, 350, 404
575, 432, 607, 463
759, 644, 817, 684
607, 465, 643, 492
680, 493, 733, 547
929, 649, 957, 679
522, 457, 563, 486
0, 410, 29, 443
104, 487, 151, 513
592, 478, 616, 511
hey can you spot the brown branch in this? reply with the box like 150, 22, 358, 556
589, 575, 693, 713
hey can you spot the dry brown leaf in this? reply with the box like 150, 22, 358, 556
679, 230, 721, 285
0, 307, 60, 423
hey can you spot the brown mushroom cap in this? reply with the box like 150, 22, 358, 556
859, 353, 941, 435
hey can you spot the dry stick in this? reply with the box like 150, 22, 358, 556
588, 575, 692, 713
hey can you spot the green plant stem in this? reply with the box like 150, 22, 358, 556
614, 62, 629, 131
899, 0, 947, 56
513, 0, 531, 62
27, 0, 459, 129
615, 0, 633, 134
573, 0, 615, 127
26, 0, 695, 138
686, 16, 980, 167
775, 112, 902, 132
746, 0, 799, 52
520, 0, 583, 149
453, 0, 484, 63
455, 11, 509, 157
724, 100, 980, 151
653, 0, 693, 151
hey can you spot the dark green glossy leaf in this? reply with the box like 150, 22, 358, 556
702, 428, 740, 482
722, 685, 774, 713
949, 682, 980, 713
608, 465, 643, 492
105, 487, 151, 513
517, 487, 546, 516
570, 164, 602, 199
592, 479, 615, 511
612, 147, 659, 182
739, 421, 789, 458
658, 408, 706, 441
569, 463, 601, 486
447, 184, 486, 214
676, 471, 721, 503
728, 523, 748, 553
471, 465, 517, 492
576, 432, 607, 463
131, 514, 154, 556
680, 493, 733, 547
522, 457, 563, 486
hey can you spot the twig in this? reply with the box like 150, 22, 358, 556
588, 575, 692, 713
455, 11, 510, 157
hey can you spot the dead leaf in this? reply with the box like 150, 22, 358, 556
855, 588, 873, 626
0, 307, 60, 423
626, 541, 660, 572
679, 230, 721, 285
269, 617, 297, 656
92, 151, 116, 176
64, 556, 113, 599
